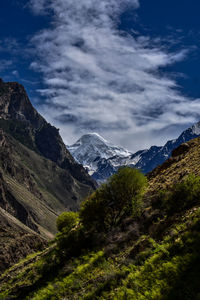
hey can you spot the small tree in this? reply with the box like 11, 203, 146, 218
105, 167, 148, 219
56, 211, 79, 233
80, 167, 148, 232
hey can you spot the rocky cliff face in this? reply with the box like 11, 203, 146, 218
0, 79, 96, 271
0, 79, 44, 128
0, 79, 96, 189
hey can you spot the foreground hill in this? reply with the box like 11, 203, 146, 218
1, 137, 200, 299
148, 138, 200, 191
68, 122, 200, 182
0, 79, 96, 271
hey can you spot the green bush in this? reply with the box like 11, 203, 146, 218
56, 211, 79, 233
80, 167, 147, 232
79, 191, 108, 232
56, 225, 92, 256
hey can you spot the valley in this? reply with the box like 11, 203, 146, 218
0, 79, 200, 299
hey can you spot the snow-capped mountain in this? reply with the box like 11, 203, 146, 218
137, 121, 200, 174
67, 121, 200, 183
68, 133, 133, 176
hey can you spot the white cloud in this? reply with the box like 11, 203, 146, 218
29, 0, 200, 151
12, 70, 19, 77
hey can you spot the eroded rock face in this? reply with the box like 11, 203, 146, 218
0, 81, 44, 128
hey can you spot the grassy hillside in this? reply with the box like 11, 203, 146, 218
1, 207, 197, 300
1, 138, 200, 299
148, 139, 200, 191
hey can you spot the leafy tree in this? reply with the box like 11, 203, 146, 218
56, 211, 79, 233
80, 167, 148, 232
106, 167, 148, 218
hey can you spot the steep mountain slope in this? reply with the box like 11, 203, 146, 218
0, 206, 46, 273
148, 138, 200, 191
0, 129, 92, 235
68, 122, 200, 182
0, 79, 96, 271
1, 137, 200, 299
0, 79, 96, 187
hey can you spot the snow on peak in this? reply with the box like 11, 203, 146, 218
190, 122, 200, 136
75, 133, 109, 146
68, 133, 131, 159
66, 120, 200, 183
67, 133, 133, 174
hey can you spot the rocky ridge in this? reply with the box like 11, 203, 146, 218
0, 79, 96, 188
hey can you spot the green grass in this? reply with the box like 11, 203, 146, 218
1, 165, 200, 299
1, 207, 200, 300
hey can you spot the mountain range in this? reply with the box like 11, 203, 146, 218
68, 123, 200, 182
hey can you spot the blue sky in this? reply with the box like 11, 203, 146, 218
1, 0, 200, 151
121, 0, 200, 98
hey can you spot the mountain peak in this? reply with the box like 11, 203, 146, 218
68, 133, 132, 177
76, 132, 109, 146
190, 121, 200, 135
0, 80, 96, 189
68, 121, 200, 183
0, 80, 44, 129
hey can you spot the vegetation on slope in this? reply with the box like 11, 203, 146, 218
80, 168, 147, 232
1, 161, 200, 299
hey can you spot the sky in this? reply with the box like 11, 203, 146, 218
1, 0, 200, 152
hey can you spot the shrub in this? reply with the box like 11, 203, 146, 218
79, 191, 108, 232
80, 167, 148, 232
56, 211, 79, 233
56, 225, 92, 256
106, 167, 147, 215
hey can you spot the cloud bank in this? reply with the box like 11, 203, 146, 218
29, 0, 200, 151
